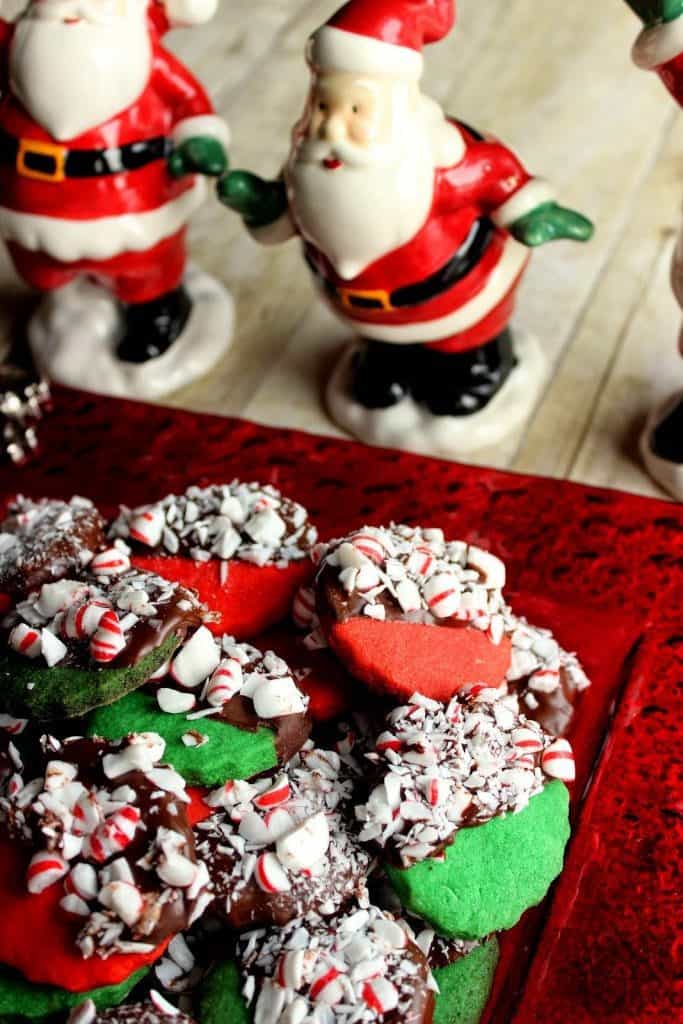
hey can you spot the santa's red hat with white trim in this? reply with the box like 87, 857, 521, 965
307, 0, 455, 80
149, 0, 218, 34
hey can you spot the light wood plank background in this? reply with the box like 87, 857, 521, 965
5, 0, 683, 500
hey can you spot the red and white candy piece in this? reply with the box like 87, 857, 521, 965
254, 775, 291, 810
26, 850, 68, 894
350, 531, 388, 565
376, 731, 402, 754
254, 852, 291, 894
205, 658, 243, 706
407, 545, 436, 578
66, 862, 99, 901
9, 623, 41, 659
362, 977, 399, 1014
170, 626, 220, 690
90, 609, 125, 663
128, 506, 165, 547
276, 950, 305, 989
85, 805, 141, 862
512, 727, 544, 756
72, 792, 104, 837
423, 573, 462, 619
310, 967, 343, 1004
62, 599, 109, 640
292, 585, 317, 630
34, 580, 87, 619
529, 667, 562, 693
276, 811, 329, 872
91, 547, 131, 577
425, 777, 449, 806
541, 739, 576, 783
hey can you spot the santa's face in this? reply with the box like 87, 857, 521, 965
10, 0, 152, 140
285, 71, 436, 280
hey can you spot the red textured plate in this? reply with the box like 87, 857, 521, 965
2, 386, 681, 1023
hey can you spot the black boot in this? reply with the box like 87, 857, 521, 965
651, 397, 683, 463
413, 329, 518, 416
117, 286, 192, 364
351, 339, 421, 409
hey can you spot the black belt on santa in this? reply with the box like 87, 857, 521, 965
304, 216, 495, 312
0, 129, 173, 182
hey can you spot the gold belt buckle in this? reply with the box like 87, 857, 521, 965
17, 138, 67, 182
337, 286, 394, 313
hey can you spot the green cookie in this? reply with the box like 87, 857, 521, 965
200, 960, 250, 1024
0, 964, 148, 1022
386, 781, 570, 940
433, 938, 500, 1024
87, 688, 279, 786
0, 633, 180, 720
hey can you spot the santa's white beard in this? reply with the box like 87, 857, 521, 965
285, 122, 436, 281
10, 16, 152, 140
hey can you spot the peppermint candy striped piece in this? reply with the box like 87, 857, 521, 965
363, 977, 399, 1014
423, 573, 462, 619
205, 658, 243, 706
62, 599, 109, 640
85, 805, 141, 862
310, 967, 343, 1004
26, 850, 68, 893
90, 609, 125, 663
9, 623, 41, 658
277, 950, 305, 989
253, 776, 291, 810
128, 507, 165, 547
541, 739, 576, 782
255, 852, 291, 894
91, 547, 131, 577
275, 811, 330, 872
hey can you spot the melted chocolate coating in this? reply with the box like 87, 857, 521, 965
92, 1006, 196, 1024
511, 666, 579, 737
218, 693, 311, 764
0, 499, 105, 597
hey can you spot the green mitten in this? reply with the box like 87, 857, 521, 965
168, 136, 228, 178
217, 171, 288, 228
510, 202, 594, 247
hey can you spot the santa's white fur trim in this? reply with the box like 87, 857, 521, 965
491, 178, 556, 229
633, 19, 683, 69
325, 236, 530, 344
162, 0, 218, 27
307, 26, 423, 79
249, 210, 297, 246
173, 114, 230, 148
0, 179, 206, 262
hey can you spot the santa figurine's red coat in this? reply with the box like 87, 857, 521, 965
0, 7, 228, 304
287, 121, 550, 354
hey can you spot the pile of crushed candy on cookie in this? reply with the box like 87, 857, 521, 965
0, 484, 589, 1024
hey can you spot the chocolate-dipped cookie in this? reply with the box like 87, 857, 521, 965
0, 734, 211, 992
88, 632, 312, 787
0, 569, 203, 719
356, 693, 574, 939
194, 742, 371, 929
110, 483, 317, 640
68, 994, 196, 1024
0, 496, 105, 600
313, 525, 512, 702
200, 903, 435, 1024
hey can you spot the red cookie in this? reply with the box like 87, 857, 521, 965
315, 525, 512, 702
110, 483, 317, 640
0, 736, 212, 992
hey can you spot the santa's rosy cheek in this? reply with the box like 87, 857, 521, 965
349, 120, 373, 146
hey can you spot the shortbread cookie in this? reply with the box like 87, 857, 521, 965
88, 632, 312, 786
356, 694, 574, 939
314, 526, 512, 701
194, 742, 370, 928
0, 734, 211, 991
111, 483, 317, 639
0, 571, 203, 719
200, 904, 435, 1024
0, 496, 105, 600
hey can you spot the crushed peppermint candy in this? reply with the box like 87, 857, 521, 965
3, 570, 201, 669
236, 903, 435, 1024
152, 632, 310, 758
0, 496, 105, 596
355, 692, 572, 867
195, 742, 370, 927
110, 482, 317, 569
0, 734, 211, 959
68, 1000, 197, 1023
315, 525, 507, 638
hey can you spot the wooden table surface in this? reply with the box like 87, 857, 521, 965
3, 0, 682, 500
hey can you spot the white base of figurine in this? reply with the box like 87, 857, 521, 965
326, 331, 545, 459
28, 264, 234, 400
640, 390, 683, 502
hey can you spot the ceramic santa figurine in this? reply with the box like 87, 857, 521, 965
0, 0, 232, 399
624, 0, 683, 500
217, 0, 593, 457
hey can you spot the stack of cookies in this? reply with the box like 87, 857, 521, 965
0, 487, 589, 1024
